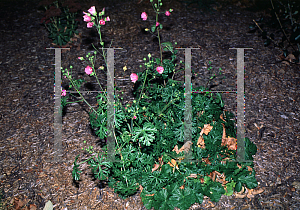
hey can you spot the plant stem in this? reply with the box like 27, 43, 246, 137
67, 75, 98, 115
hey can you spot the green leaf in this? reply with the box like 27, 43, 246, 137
161, 42, 173, 53
224, 181, 236, 196
151, 25, 156, 33
88, 153, 112, 180
235, 181, 242, 192
207, 182, 225, 202
169, 187, 196, 210
245, 137, 257, 160
153, 188, 172, 210
72, 155, 81, 181
238, 172, 258, 189
132, 122, 157, 146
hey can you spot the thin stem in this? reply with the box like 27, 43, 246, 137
67, 75, 98, 115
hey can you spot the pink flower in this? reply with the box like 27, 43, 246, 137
156, 66, 164, 74
99, 19, 105, 25
141, 12, 147, 20
85, 66, 93, 75
106, 16, 110, 21
88, 6, 96, 16
156, 22, 159, 27
165, 11, 171, 16
78, 57, 83, 60
130, 73, 138, 83
83, 14, 91, 22
61, 89, 66, 96
133, 116, 137, 119
87, 22, 94, 28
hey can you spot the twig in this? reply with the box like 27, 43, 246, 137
269, 0, 297, 52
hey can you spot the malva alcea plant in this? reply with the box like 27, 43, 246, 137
39, 0, 81, 46
60, 1, 260, 210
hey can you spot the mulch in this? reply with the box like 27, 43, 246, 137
0, 0, 299, 209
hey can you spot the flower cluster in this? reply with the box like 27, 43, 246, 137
129, 8, 173, 83
141, 9, 173, 30
83, 6, 110, 28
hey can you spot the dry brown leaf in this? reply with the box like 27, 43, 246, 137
208, 171, 219, 181
207, 200, 215, 208
151, 163, 160, 172
197, 135, 205, 149
286, 53, 296, 62
221, 157, 230, 164
12, 197, 27, 210
172, 145, 179, 154
222, 137, 237, 150
139, 184, 143, 192
158, 155, 163, 165
235, 186, 248, 198
222, 123, 226, 139
167, 159, 178, 169
221, 123, 237, 150
29, 204, 37, 210
281, 61, 290, 65
220, 113, 226, 122
202, 157, 211, 165
187, 174, 197, 178
251, 187, 264, 195
235, 193, 247, 198
247, 189, 255, 198
179, 184, 185, 189
201, 124, 213, 135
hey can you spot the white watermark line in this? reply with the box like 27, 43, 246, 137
66, 91, 106, 93
230, 48, 253, 162
192, 91, 237, 93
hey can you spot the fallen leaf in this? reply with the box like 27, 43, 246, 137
252, 187, 264, 195
29, 204, 37, 210
187, 174, 197, 178
235, 186, 248, 198
151, 163, 160, 172
172, 145, 179, 154
221, 124, 237, 150
202, 157, 211, 165
167, 159, 178, 169
197, 135, 205, 149
235, 193, 247, 198
207, 200, 215, 207
286, 53, 296, 62
139, 184, 143, 192
220, 113, 226, 122
201, 124, 213, 135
